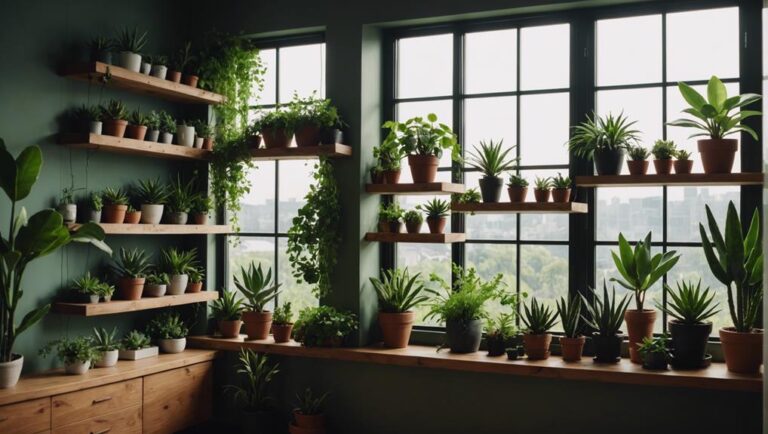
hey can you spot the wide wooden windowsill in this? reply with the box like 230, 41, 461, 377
188, 336, 760, 393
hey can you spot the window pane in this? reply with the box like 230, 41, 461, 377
465, 29, 517, 94
596, 87, 662, 149
277, 238, 319, 313
464, 171, 517, 240
520, 244, 568, 331
397, 99, 454, 177
667, 186, 740, 243
228, 237, 275, 289
278, 160, 314, 233
520, 24, 570, 90
397, 244, 452, 326
466, 243, 517, 320
520, 93, 569, 166
596, 187, 663, 242
596, 15, 662, 86
278, 43, 326, 101
253, 49, 276, 106
397, 34, 452, 98
519, 169, 568, 241
237, 163, 276, 233
666, 7, 739, 82
464, 96, 517, 158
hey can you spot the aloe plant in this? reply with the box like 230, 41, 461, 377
234, 262, 281, 312
657, 279, 719, 325
556, 295, 582, 338
567, 112, 640, 160
369, 267, 434, 313
522, 297, 558, 335
580, 281, 632, 336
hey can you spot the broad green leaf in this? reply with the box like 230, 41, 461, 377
15, 210, 69, 259
16, 304, 50, 336
13, 146, 42, 201
678, 82, 707, 110
699, 224, 729, 285
706, 76, 727, 110
69, 222, 112, 255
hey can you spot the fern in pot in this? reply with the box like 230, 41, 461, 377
567, 112, 640, 175
293, 306, 357, 347
39, 337, 99, 375
162, 247, 196, 295
370, 267, 434, 348
580, 282, 631, 363
92, 327, 120, 368
465, 139, 518, 203
485, 313, 518, 357
417, 198, 450, 234
378, 202, 403, 233
147, 312, 189, 354
290, 93, 344, 147
236, 262, 281, 340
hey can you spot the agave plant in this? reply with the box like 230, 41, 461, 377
580, 281, 632, 336
464, 139, 518, 177
210, 289, 245, 321
369, 268, 434, 313
567, 112, 640, 160
417, 198, 450, 219
657, 279, 719, 325
134, 178, 169, 205
234, 262, 281, 313
521, 297, 558, 335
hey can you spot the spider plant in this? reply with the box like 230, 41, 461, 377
465, 139, 518, 178
224, 349, 279, 412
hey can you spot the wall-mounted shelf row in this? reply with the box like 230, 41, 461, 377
249, 143, 352, 160
67, 223, 231, 235
364, 232, 466, 243
366, 182, 464, 195
574, 173, 763, 187
52, 291, 219, 317
451, 202, 588, 214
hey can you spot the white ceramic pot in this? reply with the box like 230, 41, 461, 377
141, 204, 164, 224
150, 64, 167, 79
144, 284, 166, 297
88, 210, 101, 223
159, 338, 186, 354
103, 295, 112, 302
95, 349, 118, 368
167, 211, 188, 225
140, 62, 151, 74
89, 121, 102, 135
146, 129, 160, 142
118, 51, 142, 72
89, 294, 100, 304
176, 125, 195, 147
118, 346, 158, 361
159, 132, 173, 144
194, 137, 204, 148
168, 274, 189, 295
65, 360, 91, 375
58, 204, 76, 224
0, 354, 23, 388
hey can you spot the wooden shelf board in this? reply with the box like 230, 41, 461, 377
67, 223, 231, 235
250, 144, 352, 160
59, 62, 224, 104
574, 173, 763, 187
58, 133, 212, 161
0, 350, 218, 407
364, 232, 466, 243
365, 182, 465, 195
53, 291, 218, 316
188, 336, 760, 393
451, 202, 588, 214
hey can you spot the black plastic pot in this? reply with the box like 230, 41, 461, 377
486, 335, 508, 357
669, 320, 712, 369
506, 347, 521, 360
478, 176, 504, 203
593, 148, 625, 175
642, 352, 668, 370
592, 332, 623, 363
320, 127, 344, 145
446, 319, 482, 353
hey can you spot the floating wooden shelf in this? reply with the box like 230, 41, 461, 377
59, 62, 224, 104
58, 133, 212, 161
574, 173, 763, 187
67, 223, 231, 235
366, 182, 465, 195
364, 232, 466, 243
451, 202, 588, 214
53, 292, 219, 317
250, 144, 352, 160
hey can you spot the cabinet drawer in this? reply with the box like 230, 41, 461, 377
0, 397, 51, 434
52, 378, 141, 427
143, 362, 213, 434
54, 404, 141, 434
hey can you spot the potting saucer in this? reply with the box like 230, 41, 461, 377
669, 353, 712, 370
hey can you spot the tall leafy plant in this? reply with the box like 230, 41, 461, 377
224, 349, 279, 412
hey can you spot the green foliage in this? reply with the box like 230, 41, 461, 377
192, 120, 214, 139
485, 313, 517, 340
102, 186, 129, 205
146, 273, 170, 285
611, 232, 680, 310
627, 145, 650, 161
452, 188, 481, 204
567, 112, 640, 160
374, 135, 406, 171
370, 268, 434, 313
167, 175, 194, 213
115, 27, 147, 53
92, 327, 120, 352
273, 302, 293, 324
146, 312, 188, 340
637, 334, 669, 356
257, 108, 298, 135
668, 76, 761, 140
465, 139, 518, 177
122, 330, 150, 350
188, 266, 204, 284
211, 289, 245, 321
556, 295, 582, 338
39, 336, 98, 364
551, 173, 571, 189
533, 176, 552, 190
59, 186, 79, 205
224, 349, 279, 412
651, 140, 677, 160
73, 104, 101, 122
128, 109, 148, 127
190, 193, 213, 215
675, 149, 692, 160
580, 281, 631, 336
295, 388, 330, 416
71, 272, 102, 295
507, 175, 528, 188
210, 138, 253, 233
134, 178, 169, 205
418, 198, 450, 219
159, 111, 176, 134
657, 279, 719, 325
100, 99, 127, 121
111, 247, 151, 279
234, 262, 281, 312
162, 247, 196, 275
89, 192, 103, 211
522, 297, 558, 335
290, 92, 343, 129
382, 113, 460, 160
90, 36, 113, 52
97, 282, 115, 298
403, 210, 423, 224
426, 264, 506, 324
293, 306, 357, 347
378, 202, 404, 222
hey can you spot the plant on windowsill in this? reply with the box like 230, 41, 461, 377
110, 247, 151, 301
257, 108, 298, 149
92, 327, 120, 368
485, 313, 519, 357
147, 311, 189, 354
637, 334, 670, 370
452, 188, 481, 205
224, 349, 280, 433
403, 209, 423, 234
211, 289, 245, 338
291, 388, 330, 434
673, 149, 693, 174
370, 267, 435, 349
378, 202, 404, 233
39, 336, 99, 375
567, 111, 640, 176
580, 281, 632, 363
293, 306, 357, 348
102, 186, 129, 223
550, 172, 572, 203
556, 294, 585, 362
119, 330, 157, 360
465, 139, 518, 203
144, 273, 169, 297
289, 92, 346, 147
417, 198, 450, 235
521, 297, 558, 360
134, 178, 169, 225
626, 145, 650, 175
71, 272, 103, 304
507, 174, 528, 203
651, 139, 676, 175
162, 247, 196, 295
272, 302, 294, 343
236, 262, 281, 340
533, 176, 552, 203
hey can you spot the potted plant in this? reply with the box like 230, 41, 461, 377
417, 198, 450, 234
88, 192, 103, 223
452, 188, 481, 206
580, 282, 631, 363
115, 27, 147, 72
370, 267, 432, 349
162, 247, 196, 295
293, 306, 357, 347
159, 111, 176, 144
224, 349, 280, 434
147, 312, 188, 354
71, 272, 102, 304
211, 289, 245, 338
465, 139, 518, 203
377, 202, 403, 233
197, 122, 215, 150
118, 330, 158, 360
383, 114, 460, 183
167, 175, 193, 224
92, 327, 120, 368
73, 104, 102, 134
637, 335, 670, 370
651, 139, 676, 175
674, 149, 693, 174
372, 138, 405, 184
403, 210, 423, 234
485, 313, 517, 357
700, 201, 762, 374
610, 232, 679, 363
0, 140, 110, 388
187, 266, 204, 293
521, 297, 558, 360
97, 282, 115, 302
134, 178, 168, 225
259, 109, 296, 149
39, 337, 98, 375
57, 187, 78, 224
144, 110, 161, 142
102, 187, 129, 223
140, 56, 151, 75
149, 55, 168, 80
176, 120, 196, 147
626, 145, 650, 175
144, 273, 169, 297
668, 76, 761, 174
290, 388, 330, 434
568, 112, 640, 175
507, 175, 528, 203
89, 36, 113, 64
190, 120, 205, 148
533, 176, 552, 203
236, 262, 281, 340
244, 122, 263, 149
556, 294, 585, 362
551, 173, 572, 203
111, 247, 150, 300
263, 302, 292, 344
100, 99, 128, 138
177, 42, 199, 87
191, 193, 213, 225
290, 94, 343, 147
124, 204, 142, 224
126, 109, 148, 141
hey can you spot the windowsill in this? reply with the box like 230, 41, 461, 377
187, 336, 760, 393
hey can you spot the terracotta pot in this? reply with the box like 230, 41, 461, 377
202, 137, 214, 150
405, 220, 422, 234
507, 186, 528, 203
426, 216, 446, 234
383, 169, 401, 184
295, 125, 321, 147
289, 423, 326, 434
272, 323, 294, 343
533, 189, 551, 203
218, 319, 242, 338
523, 333, 552, 360
242, 311, 273, 340
103, 204, 127, 224
262, 127, 292, 149
627, 160, 649, 175
407, 155, 439, 183
124, 210, 141, 224
181, 74, 199, 88
118, 277, 145, 300
378, 221, 390, 233
103, 119, 128, 138
674, 159, 693, 174
653, 159, 673, 175
378, 311, 414, 349
698, 138, 737, 174
719, 327, 763, 374
625, 309, 656, 363
560, 336, 586, 362
293, 410, 325, 429
167, 70, 182, 83
192, 213, 208, 225
125, 124, 147, 141
551, 188, 571, 203
186, 282, 203, 293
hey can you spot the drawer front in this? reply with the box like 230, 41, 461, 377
54, 404, 141, 434
143, 362, 213, 434
0, 397, 51, 434
52, 378, 142, 427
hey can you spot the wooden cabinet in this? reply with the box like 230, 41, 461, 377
143, 362, 213, 434
0, 397, 50, 434
54, 404, 142, 434
52, 378, 142, 428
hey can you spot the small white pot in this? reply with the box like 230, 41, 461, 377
146, 129, 160, 142
103, 295, 112, 302
118, 346, 158, 361
88, 210, 102, 223
89, 294, 100, 304
141, 204, 164, 224
140, 62, 151, 74
159, 338, 186, 354
168, 274, 189, 295
159, 132, 173, 144
193, 137, 204, 149
95, 349, 118, 368
65, 360, 91, 375
118, 51, 142, 72
144, 284, 166, 297
58, 204, 77, 224
150, 64, 168, 79
0, 354, 23, 389
176, 125, 195, 147
89, 121, 103, 135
